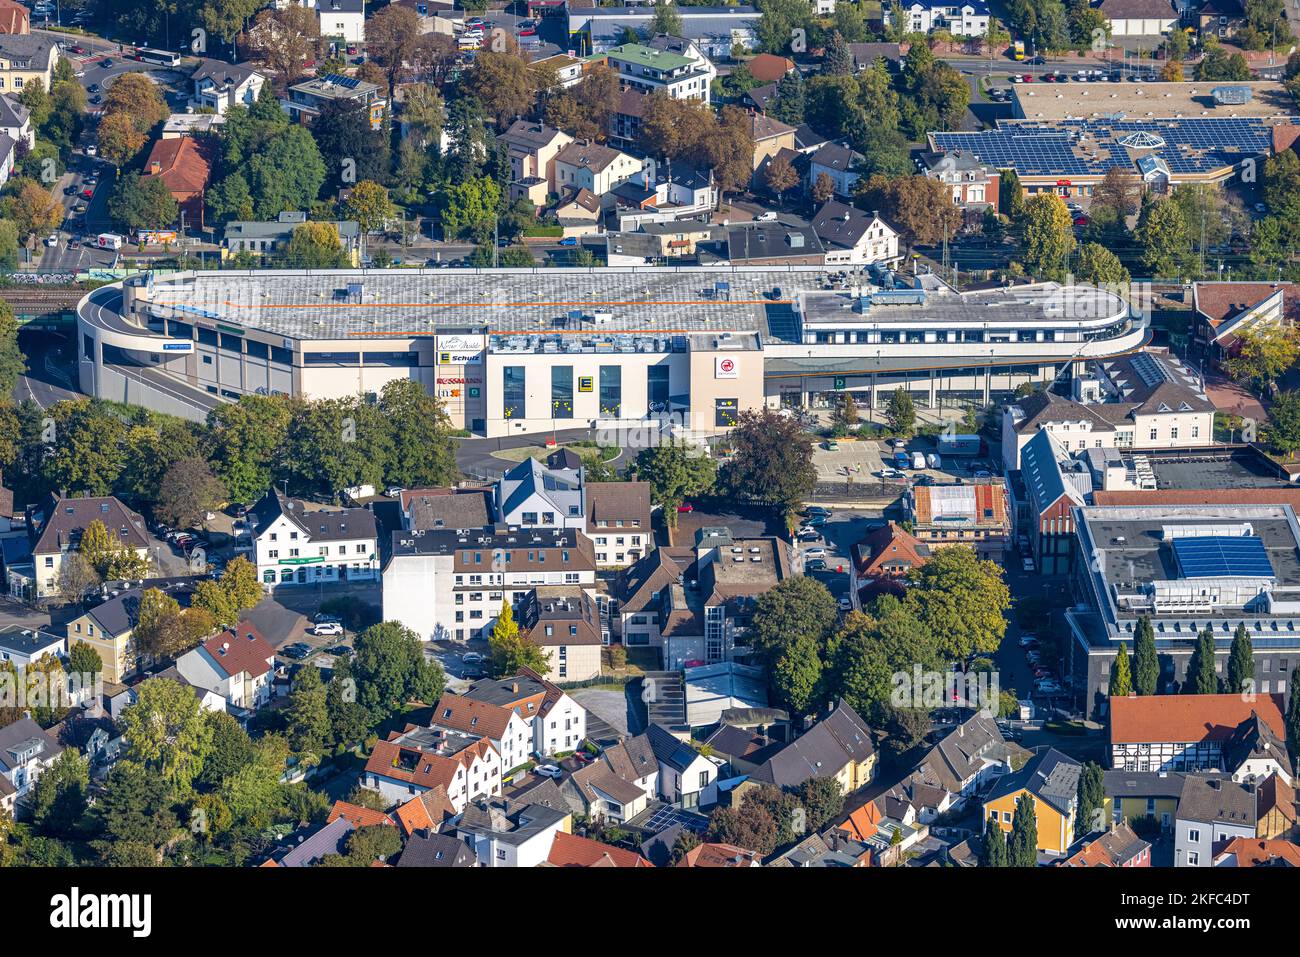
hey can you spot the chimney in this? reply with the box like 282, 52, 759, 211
511, 682, 519, 693
149, 160, 162, 176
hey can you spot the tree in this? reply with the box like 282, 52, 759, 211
824, 30, 854, 75
879, 389, 916, 440
463, 50, 538, 130
772, 66, 805, 126
904, 545, 1011, 661
154, 456, 227, 529
649, 2, 683, 35
0, 300, 26, 399
30, 749, 89, 838
206, 395, 293, 504
1091, 167, 1140, 222
1021, 192, 1075, 281
121, 678, 214, 793
1287, 666, 1300, 760
345, 180, 397, 235
133, 586, 183, 662
284, 221, 346, 268
97, 111, 148, 167
199, 710, 256, 790
366, 3, 423, 91
1269, 391, 1300, 456
1074, 761, 1105, 839
718, 408, 817, 519
1076, 242, 1130, 287
487, 601, 551, 677
379, 378, 459, 489
351, 621, 446, 723
1196, 46, 1251, 81
797, 775, 844, 832
96, 760, 176, 850
68, 640, 103, 679
1160, 59, 1184, 81
763, 152, 799, 203
1109, 641, 1133, 698
399, 82, 446, 151
812, 171, 835, 204
830, 597, 938, 723
1134, 615, 1159, 695
858, 175, 962, 252
243, 3, 322, 86
1008, 793, 1038, 866
108, 174, 179, 231
981, 813, 1008, 867
56, 550, 100, 606
436, 175, 500, 242
772, 633, 823, 715
1225, 325, 1300, 393
6, 178, 64, 241
670, 829, 701, 864
1226, 622, 1254, 696
286, 663, 330, 755
312, 99, 389, 188
103, 72, 168, 134
1184, 627, 1220, 694
1136, 197, 1193, 279
0, 218, 19, 269
633, 445, 716, 528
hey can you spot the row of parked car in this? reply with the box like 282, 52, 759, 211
1020, 633, 1064, 696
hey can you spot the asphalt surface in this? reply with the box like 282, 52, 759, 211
13, 328, 79, 409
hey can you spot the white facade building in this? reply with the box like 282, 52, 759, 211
249, 489, 378, 588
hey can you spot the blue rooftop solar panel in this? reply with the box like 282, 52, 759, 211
1172, 536, 1274, 579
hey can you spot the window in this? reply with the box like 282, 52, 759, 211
599, 365, 621, 418
551, 366, 574, 419
504, 365, 526, 420
647, 365, 670, 413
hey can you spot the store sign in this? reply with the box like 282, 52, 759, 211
578, 376, 594, 393
278, 557, 325, 566
715, 356, 739, 379
436, 377, 483, 384
162, 342, 192, 352
436, 334, 485, 365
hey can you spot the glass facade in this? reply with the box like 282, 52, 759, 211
599, 365, 621, 418
504, 366, 526, 420
647, 365, 670, 414
551, 365, 574, 419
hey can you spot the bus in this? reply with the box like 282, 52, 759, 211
1013, 40, 1025, 61
131, 47, 181, 66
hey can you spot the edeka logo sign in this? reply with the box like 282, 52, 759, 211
50, 888, 152, 938
715, 356, 739, 379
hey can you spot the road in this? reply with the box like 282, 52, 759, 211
14, 328, 79, 409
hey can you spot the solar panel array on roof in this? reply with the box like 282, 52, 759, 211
1171, 536, 1274, 579
931, 116, 1292, 178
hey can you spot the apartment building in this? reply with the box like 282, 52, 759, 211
905, 481, 1011, 562
24, 496, 151, 601
362, 724, 502, 812
462, 668, 588, 756
250, 489, 377, 588
606, 37, 715, 103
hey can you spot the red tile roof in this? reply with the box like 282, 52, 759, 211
1193, 281, 1299, 328
546, 831, 652, 867
432, 692, 516, 742
327, 800, 394, 829
0, 0, 28, 34
745, 53, 795, 83
853, 521, 930, 579
145, 136, 212, 196
1109, 694, 1286, 745
394, 787, 457, 836
678, 842, 759, 867
365, 736, 497, 793
200, 621, 275, 680
1214, 836, 1300, 867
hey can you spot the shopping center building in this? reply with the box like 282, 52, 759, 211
76, 266, 1147, 435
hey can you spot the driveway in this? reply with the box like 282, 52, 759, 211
811, 438, 884, 483
571, 687, 633, 743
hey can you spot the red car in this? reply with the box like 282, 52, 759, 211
677, 502, 694, 512
517, 19, 538, 36
80, 186, 94, 199
69, 45, 86, 55
1073, 215, 1089, 226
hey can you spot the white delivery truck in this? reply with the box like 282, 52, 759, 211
96, 233, 124, 250
912, 451, 926, 470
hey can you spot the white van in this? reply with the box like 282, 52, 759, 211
927, 452, 941, 469
912, 451, 926, 470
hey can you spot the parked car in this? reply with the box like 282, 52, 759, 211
1022, 557, 1035, 572
677, 502, 694, 513
281, 643, 312, 660
804, 546, 827, 558
536, 764, 563, 779
462, 651, 485, 664
1018, 634, 1038, 648
558, 236, 578, 246
326, 645, 351, 658
797, 531, 821, 542
805, 558, 827, 571
837, 596, 853, 611
877, 467, 902, 479
99, 58, 113, 67
313, 622, 344, 637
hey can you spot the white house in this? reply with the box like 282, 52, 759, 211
249, 488, 378, 588
904, 1, 991, 35
1174, 775, 1257, 867
189, 60, 267, 115
607, 35, 716, 104
456, 793, 571, 867
554, 139, 644, 199
431, 691, 535, 773
0, 716, 63, 814
807, 142, 863, 199
810, 200, 901, 267
319, 0, 365, 44
175, 621, 277, 712
363, 726, 502, 813
647, 723, 718, 809
1100, 0, 1178, 36
463, 669, 589, 757
0, 624, 65, 668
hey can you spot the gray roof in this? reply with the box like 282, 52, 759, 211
31, 495, 149, 556
396, 830, 477, 867
224, 216, 359, 243
810, 200, 887, 251
749, 702, 874, 788
278, 816, 354, 867
646, 723, 702, 773
1020, 428, 1086, 512
1103, 769, 1188, 799
501, 119, 569, 153
0, 716, 61, 773
499, 457, 584, 521
239, 596, 307, 648
0, 624, 63, 657
1177, 774, 1257, 826
986, 747, 1081, 816
0, 33, 56, 68
458, 795, 570, 845
402, 488, 493, 531
190, 58, 262, 88
809, 142, 862, 173
250, 488, 376, 544
0, 93, 29, 131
